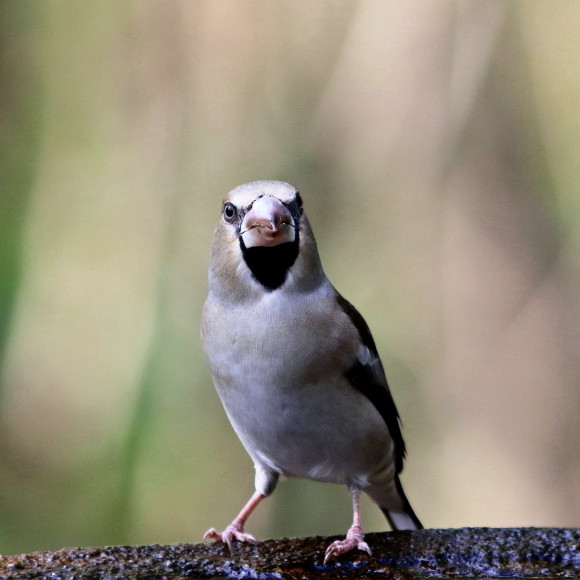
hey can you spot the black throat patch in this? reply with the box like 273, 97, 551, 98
240, 238, 299, 291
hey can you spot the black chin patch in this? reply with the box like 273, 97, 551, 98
240, 239, 299, 291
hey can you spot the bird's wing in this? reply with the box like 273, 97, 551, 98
336, 293, 406, 474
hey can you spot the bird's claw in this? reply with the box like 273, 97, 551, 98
204, 525, 257, 551
323, 528, 372, 563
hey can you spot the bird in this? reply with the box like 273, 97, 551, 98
201, 180, 423, 562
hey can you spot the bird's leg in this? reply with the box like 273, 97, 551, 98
204, 490, 265, 551
324, 488, 372, 563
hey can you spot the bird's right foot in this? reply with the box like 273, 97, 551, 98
204, 524, 256, 551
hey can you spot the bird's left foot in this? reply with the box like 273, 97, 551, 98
324, 524, 372, 563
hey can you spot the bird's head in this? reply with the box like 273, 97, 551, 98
208, 181, 324, 300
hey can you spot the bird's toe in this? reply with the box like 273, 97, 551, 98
203, 525, 256, 548
203, 528, 221, 541
324, 536, 372, 563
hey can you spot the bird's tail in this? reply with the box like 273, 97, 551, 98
381, 475, 424, 530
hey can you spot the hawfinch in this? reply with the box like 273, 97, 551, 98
202, 180, 422, 562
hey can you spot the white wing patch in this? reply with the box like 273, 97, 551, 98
357, 344, 383, 383
357, 345, 374, 366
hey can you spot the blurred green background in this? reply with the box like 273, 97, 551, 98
1, 1, 579, 556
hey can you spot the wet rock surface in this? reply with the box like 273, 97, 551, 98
0, 528, 578, 579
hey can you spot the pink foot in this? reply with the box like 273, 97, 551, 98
324, 525, 372, 563
204, 523, 256, 551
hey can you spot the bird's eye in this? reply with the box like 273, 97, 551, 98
223, 202, 237, 223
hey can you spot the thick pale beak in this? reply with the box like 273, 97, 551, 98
240, 196, 295, 248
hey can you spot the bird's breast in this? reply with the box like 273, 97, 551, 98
202, 287, 393, 484
203, 286, 356, 390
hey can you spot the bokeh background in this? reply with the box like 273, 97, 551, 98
1, 0, 579, 556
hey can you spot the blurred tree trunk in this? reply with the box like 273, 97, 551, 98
1, 529, 578, 579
